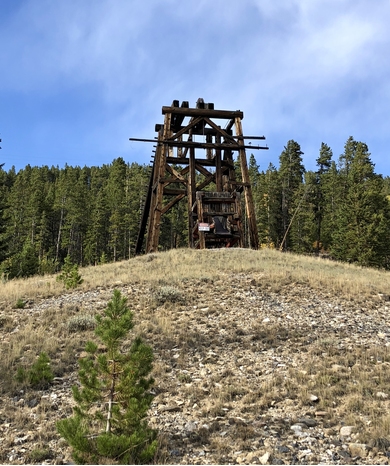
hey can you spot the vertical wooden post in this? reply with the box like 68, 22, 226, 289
215, 131, 223, 192
236, 192, 244, 248
187, 147, 196, 248
196, 192, 206, 249
147, 112, 172, 252
235, 117, 259, 250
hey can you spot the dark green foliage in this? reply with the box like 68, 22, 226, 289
0, 160, 150, 274
0, 146, 390, 271
313, 143, 334, 253
16, 352, 54, 389
0, 241, 39, 279
57, 255, 83, 289
57, 290, 157, 464
27, 448, 53, 463
14, 298, 25, 309
330, 138, 390, 267
247, 137, 390, 268
255, 163, 282, 248
278, 140, 305, 250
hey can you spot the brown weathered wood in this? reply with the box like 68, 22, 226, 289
162, 106, 244, 120
135, 163, 154, 254
165, 164, 186, 183
161, 194, 186, 215
166, 157, 234, 168
235, 116, 259, 249
166, 116, 203, 141
215, 132, 223, 191
155, 124, 234, 137
188, 147, 196, 247
147, 112, 171, 253
196, 192, 206, 249
163, 140, 265, 151
163, 188, 187, 195
134, 99, 264, 252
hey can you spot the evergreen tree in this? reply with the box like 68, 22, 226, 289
57, 290, 157, 464
289, 171, 316, 254
313, 143, 333, 253
105, 158, 128, 261
331, 138, 390, 267
278, 140, 305, 250
256, 164, 282, 248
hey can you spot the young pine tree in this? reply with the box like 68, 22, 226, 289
57, 290, 157, 464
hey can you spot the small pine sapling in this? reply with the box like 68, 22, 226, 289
57, 255, 83, 289
57, 289, 157, 464
16, 352, 54, 389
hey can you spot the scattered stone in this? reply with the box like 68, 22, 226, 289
259, 451, 271, 465
297, 418, 318, 428
340, 426, 356, 437
349, 443, 370, 458
3, 267, 390, 465
276, 445, 290, 454
27, 398, 38, 408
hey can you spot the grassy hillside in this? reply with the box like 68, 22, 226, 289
1, 249, 390, 464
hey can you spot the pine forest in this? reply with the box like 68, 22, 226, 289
2, 136, 390, 279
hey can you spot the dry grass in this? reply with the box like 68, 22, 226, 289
1, 248, 390, 308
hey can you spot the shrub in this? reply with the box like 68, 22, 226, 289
14, 298, 25, 309
66, 314, 96, 333
153, 285, 184, 305
39, 255, 58, 275
27, 448, 53, 462
57, 255, 83, 289
16, 352, 54, 389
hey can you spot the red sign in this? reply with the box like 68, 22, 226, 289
198, 223, 210, 232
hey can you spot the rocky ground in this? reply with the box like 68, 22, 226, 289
1, 269, 390, 464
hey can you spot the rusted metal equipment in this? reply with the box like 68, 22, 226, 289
130, 99, 268, 253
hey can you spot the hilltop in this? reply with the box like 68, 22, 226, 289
1, 248, 390, 465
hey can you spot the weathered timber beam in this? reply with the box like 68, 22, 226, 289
162, 106, 244, 119
165, 164, 186, 182
196, 174, 215, 191
135, 163, 154, 254
236, 136, 266, 140
201, 211, 238, 216
201, 198, 237, 204
203, 117, 236, 145
155, 124, 233, 136
163, 140, 266, 151
166, 157, 234, 167
166, 116, 203, 141
160, 177, 186, 184
195, 163, 213, 178
130, 137, 267, 151
163, 188, 187, 195
161, 194, 186, 214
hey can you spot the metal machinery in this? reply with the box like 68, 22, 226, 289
130, 99, 268, 253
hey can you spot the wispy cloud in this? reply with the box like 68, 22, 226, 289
0, 0, 389, 172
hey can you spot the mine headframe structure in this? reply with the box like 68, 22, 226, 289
131, 99, 268, 254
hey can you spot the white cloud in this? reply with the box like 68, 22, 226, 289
1, 0, 390, 173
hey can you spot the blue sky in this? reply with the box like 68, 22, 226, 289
1, 0, 390, 175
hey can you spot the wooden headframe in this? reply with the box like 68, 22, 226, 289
132, 99, 268, 253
